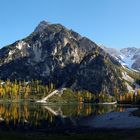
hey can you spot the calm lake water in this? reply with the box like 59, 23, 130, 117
0, 102, 138, 132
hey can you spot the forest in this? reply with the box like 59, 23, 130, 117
0, 79, 140, 104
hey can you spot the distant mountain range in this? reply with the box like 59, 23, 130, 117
101, 46, 140, 71
0, 21, 139, 95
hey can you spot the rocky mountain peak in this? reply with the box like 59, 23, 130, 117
34, 20, 51, 33
34, 20, 68, 34
0, 21, 129, 95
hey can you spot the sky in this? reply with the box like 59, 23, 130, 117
0, 0, 140, 49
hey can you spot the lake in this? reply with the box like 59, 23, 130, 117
0, 102, 138, 133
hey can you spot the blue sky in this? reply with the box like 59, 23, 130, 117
0, 0, 140, 49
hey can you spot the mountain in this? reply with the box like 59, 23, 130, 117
0, 21, 134, 95
120, 47, 140, 70
101, 46, 140, 71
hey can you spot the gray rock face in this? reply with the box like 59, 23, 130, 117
0, 21, 126, 94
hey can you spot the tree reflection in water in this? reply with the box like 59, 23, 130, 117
0, 103, 126, 130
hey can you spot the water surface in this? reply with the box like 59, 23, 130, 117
0, 102, 138, 132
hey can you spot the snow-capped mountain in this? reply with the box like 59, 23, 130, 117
101, 46, 140, 71
120, 47, 140, 70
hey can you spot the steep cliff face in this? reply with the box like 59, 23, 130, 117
0, 21, 127, 94
72, 53, 125, 94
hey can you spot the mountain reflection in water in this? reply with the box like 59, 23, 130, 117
0, 103, 126, 131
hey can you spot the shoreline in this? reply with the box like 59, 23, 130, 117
1, 127, 140, 140
81, 108, 140, 129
